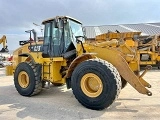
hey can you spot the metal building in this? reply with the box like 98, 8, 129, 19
84, 22, 160, 40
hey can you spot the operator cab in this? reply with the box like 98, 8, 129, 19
42, 16, 84, 58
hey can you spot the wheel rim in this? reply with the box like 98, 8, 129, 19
18, 71, 29, 88
81, 73, 103, 98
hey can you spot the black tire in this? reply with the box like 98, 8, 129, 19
71, 58, 121, 110
14, 62, 42, 96
121, 77, 127, 89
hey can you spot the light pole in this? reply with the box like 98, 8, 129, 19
33, 23, 43, 37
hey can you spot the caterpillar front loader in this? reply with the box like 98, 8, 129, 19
96, 32, 160, 69
138, 34, 160, 68
6, 16, 152, 110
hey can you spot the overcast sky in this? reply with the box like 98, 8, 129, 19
0, 0, 160, 50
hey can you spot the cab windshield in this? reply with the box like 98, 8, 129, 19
69, 20, 83, 37
63, 19, 84, 49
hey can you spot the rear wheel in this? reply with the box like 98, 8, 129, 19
14, 62, 42, 96
71, 58, 121, 110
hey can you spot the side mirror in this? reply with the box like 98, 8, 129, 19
75, 36, 86, 42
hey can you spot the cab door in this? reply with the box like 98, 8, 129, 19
42, 21, 64, 58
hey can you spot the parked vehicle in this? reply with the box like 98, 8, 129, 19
0, 61, 4, 68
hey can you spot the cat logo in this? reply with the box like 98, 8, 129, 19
28, 45, 42, 52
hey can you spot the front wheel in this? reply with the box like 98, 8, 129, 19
71, 58, 121, 110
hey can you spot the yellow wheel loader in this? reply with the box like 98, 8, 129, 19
6, 16, 152, 110
138, 34, 160, 68
96, 32, 160, 69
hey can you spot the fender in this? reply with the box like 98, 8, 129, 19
65, 53, 96, 79
19, 53, 36, 64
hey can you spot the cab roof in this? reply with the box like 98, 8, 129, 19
42, 16, 82, 25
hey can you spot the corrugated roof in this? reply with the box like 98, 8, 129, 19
99, 25, 131, 33
84, 22, 160, 39
148, 23, 160, 27
85, 26, 96, 39
123, 24, 160, 36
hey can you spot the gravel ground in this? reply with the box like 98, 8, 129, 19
0, 67, 160, 120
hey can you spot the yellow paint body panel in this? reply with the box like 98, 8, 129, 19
95, 32, 141, 41
125, 40, 136, 47
5, 65, 13, 76
42, 57, 67, 83
157, 56, 160, 61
